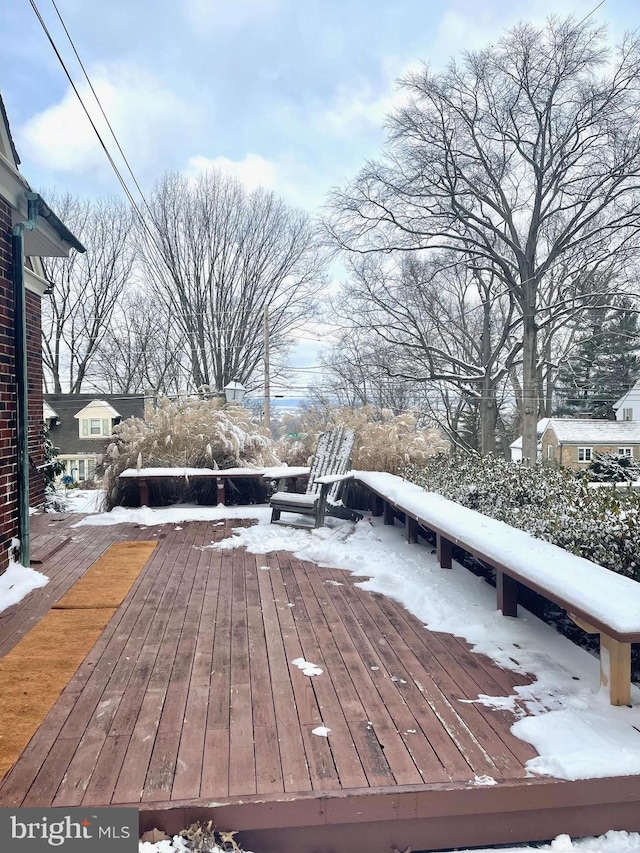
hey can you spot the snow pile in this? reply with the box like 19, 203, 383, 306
291, 657, 323, 676
0, 555, 49, 613
436, 831, 640, 852
63, 489, 106, 514
74, 504, 269, 528
138, 829, 640, 852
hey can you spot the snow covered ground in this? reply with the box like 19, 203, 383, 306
140, 832, 640, 853
0, 555, 49, 613
140, 829, 640, 853
23, 492, 640, 850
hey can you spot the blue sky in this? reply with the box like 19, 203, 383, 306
2, 0, 639, 392
3, 0, 638, 208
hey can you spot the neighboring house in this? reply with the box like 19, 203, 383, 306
613, 377, 640, 422
509, 418, 550, 463
541, 418, 640, 470
0, 92, 84, 570
44, 394, 145, 482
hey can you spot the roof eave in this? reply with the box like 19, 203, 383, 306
36, 194, 86, 254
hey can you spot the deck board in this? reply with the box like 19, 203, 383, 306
2, 513, 638, 852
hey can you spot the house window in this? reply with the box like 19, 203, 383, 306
81, 417, 112, 437
618, 447, 633, 457
577, 447, 592, 462
78, 460, 85, 480
547, 445, 554, 460
623, 408, 633, 421
87, 459, 96, 479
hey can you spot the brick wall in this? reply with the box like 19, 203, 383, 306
0, 193, 46, 573
0, 194, 17, 573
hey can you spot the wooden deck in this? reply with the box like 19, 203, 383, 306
1, 511, 640, 852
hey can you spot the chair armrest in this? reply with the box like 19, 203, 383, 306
262, 466, 311, 479
314, 472, 354, 485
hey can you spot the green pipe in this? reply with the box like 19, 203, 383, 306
12, 192, 40, 568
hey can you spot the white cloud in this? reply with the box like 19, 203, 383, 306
315, 56, 421, 139
184, 0, 280, 33
434, 0, 604, 61
317, 0, 613, 142
16, 63, 193, 181
186, 152, 278, 191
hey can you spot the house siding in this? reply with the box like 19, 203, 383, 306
0, 194, 46, 573
26, 288, 45, 508
542, 432, 640, 470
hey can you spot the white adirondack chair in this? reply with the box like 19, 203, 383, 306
269, 427, 358, 528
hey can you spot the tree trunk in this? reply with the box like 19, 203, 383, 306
521, 311, 539, 465
480, 299, 497, 455
480, 383, 497, 455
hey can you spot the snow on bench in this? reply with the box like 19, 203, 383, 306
119, 466, 310, 506
354, 471, 640, 706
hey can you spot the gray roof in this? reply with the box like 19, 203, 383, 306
45, 394, 145, 455
0, 92, 20, 165
544, 418, 640, 444
509, 418, 551, 450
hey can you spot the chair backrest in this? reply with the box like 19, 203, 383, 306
306, 427, 355, 502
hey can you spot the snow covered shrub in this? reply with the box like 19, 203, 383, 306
103, 397, 280, 509
586, 451, 640, 483
350, 412, 449, 474
278, 404, 448, 475
42, 426, 69, 512
277, 434, 317, 467
401, 454, 640, 581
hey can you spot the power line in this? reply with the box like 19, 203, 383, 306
47, 0, 155, 220
28, 0, 144, 218
28, 0, 170, 266
576, 0, 607, 28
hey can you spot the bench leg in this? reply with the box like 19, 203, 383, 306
383, 501, 395, 526
271, 507, 282, 523
216, 478, 226, 505
406, 516, 419, 544
496, 569, 518, 617
601, 634, 631, 706
371, 495, 384, 517
139, 478, 149, 507
436, 534, 452, 569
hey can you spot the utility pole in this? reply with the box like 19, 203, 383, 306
264, 305, 270, 430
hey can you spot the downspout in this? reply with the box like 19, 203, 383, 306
11, 191, 41, 568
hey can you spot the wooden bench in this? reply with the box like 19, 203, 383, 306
119, 466, 310, 507
354, 471, 640, 707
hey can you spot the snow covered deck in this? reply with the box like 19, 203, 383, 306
1, 510, 640, 852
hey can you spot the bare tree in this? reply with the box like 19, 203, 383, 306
312, 327, 419, 414
41, 194, 135, 394
86, 289, 189, 395
327, 253, 521, 454
327, 18, 640, 462
140, 170, 326, 394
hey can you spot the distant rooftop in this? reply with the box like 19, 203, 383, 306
544, 418, 640, 443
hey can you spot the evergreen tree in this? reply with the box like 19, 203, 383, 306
554, 300, 640, 419
587, 452, 640, 483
